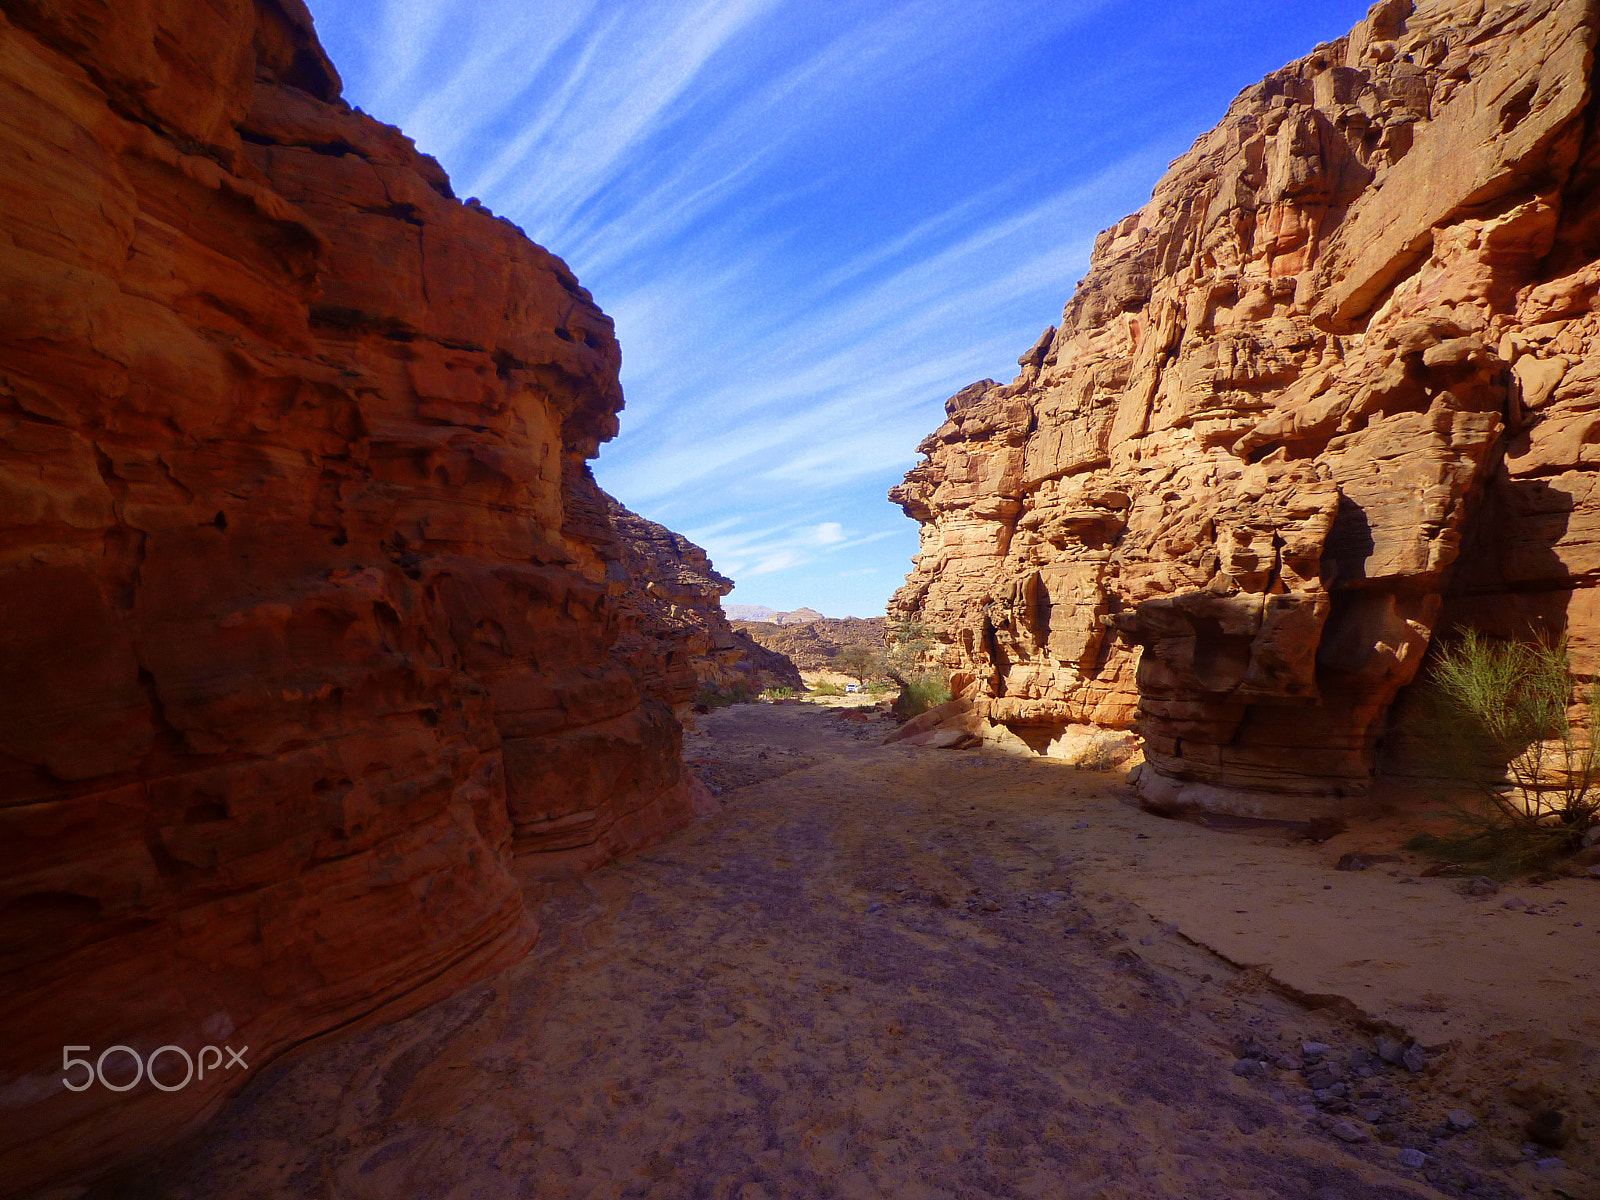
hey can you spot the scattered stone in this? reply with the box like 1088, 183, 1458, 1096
865, 903, 884, 914
1504, 896, 1528, 910
1447, 1110, 1476, 1131
1376, 1037, 1406, 1065
1461, 876, 1501, 897
1402, 1044, 1427, 1074
1302, 1042, 1331, 1059
1329, 1119, 1369, 1144
1536, 1157, 1565, 1172
1232, 1058, 1267, 1078
1397, 1148, 1428, 1169
1336, 852, 1401, 872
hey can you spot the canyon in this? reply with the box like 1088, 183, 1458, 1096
4, 0, 1599, 1195
892, 0, 1600, 818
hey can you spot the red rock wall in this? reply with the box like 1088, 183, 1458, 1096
892, 0, 1600, 817
0, 1, 689, 1191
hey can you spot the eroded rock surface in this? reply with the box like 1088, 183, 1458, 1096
597, 489, 802, 712
0, 1, 690, 1191
892, 0, 1600, 817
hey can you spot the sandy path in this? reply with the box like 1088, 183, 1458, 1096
106, 706, 1552, 1200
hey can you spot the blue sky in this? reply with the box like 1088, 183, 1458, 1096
309, 0, 1372, 617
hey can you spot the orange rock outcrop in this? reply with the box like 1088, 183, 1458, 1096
0, 1, 693, 1191
892, 0, 1600, 816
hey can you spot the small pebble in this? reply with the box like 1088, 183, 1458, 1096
865, 903, 884, 914
1402, 1044, 1427, 1074
1447, 1110, 1476, 1131
1302, 1041, 1331, 1059
1397, 1148, 1428, 1169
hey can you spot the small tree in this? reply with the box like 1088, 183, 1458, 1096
832, 645, 875, 685
1410, 631, 1600, 873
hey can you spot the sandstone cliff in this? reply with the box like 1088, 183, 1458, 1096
0, 1, 692, 1191
892, 0, 1600, 817
597, 489, 803, 709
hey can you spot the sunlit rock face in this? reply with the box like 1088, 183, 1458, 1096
0, 0, 692, 1190
892, 0, 1600, 818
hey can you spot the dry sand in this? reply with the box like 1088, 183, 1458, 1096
102, 703, 1599, 1199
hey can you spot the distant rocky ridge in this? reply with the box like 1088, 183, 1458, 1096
724, 604, 827, 625
600, 493, 803, 706
733, 616, 888, 673
892, 0, 1600, 818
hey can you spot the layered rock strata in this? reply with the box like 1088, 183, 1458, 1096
0, 1, 690, 1191
597, 489, 803, 711
892, 0, 1600, 816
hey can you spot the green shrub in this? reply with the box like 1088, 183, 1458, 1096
763, 686, 796, 700
898, 670, 952, 718
695, 681, 758, 710
809, 680, 846, 697
1408, 631, 1600, 875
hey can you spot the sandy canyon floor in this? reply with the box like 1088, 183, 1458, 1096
104, 704, 1600, 1200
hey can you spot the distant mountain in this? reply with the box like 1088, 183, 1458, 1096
724, 604, 780, 622
731, 616, 887, 672
724, 605, 828, 625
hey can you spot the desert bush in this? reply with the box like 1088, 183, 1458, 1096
762, 686, 796, 700
695, 681, 758, 710
1408, 631, 1600, 874
1073, 731, 1130, 772
898, 670, 952, 718
809, 680, 847, 697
